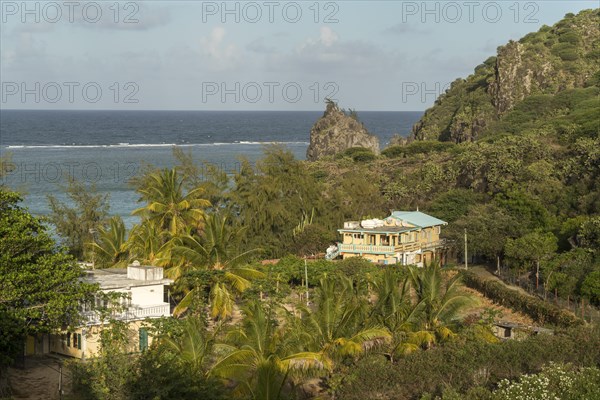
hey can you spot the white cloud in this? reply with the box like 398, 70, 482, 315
199, 27, 240, 70
319, 26, 339, 46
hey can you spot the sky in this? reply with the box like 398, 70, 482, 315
0, 0, 596, 111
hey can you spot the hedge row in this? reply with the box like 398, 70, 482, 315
337, 326, 600, 400
461, 270, 583, 328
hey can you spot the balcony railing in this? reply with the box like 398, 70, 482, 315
421, 240, 446, 250
81, 303, 170, 325
339, 239, 446, 255
338, 244, 395, 254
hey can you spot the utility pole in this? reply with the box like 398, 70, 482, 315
304, 258, 309, 307
464, 228, 468, 270
58, 364, 63, 400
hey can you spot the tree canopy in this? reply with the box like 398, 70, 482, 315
0, 189, 96, 368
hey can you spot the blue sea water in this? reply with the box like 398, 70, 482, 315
0, 110, 422, 228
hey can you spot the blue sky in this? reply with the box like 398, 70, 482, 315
0, 1, 596, 110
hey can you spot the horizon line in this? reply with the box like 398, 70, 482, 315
0, 108, 426, 113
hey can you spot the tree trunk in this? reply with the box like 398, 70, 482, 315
496, 256, 500, 275
535, 260, 540, 291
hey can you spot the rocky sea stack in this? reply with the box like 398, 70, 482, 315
306, 100, 380, 161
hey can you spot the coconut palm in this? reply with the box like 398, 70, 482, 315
171, 214, 263, 319
127, 221, 174, 269
406, 263, 476, 348
211, 301, 330, 400
157, 316, 218, 376
297, 275, 391, 362
88, 216, 129, 268
133, 168, 211, 236
369, 269, 426, 361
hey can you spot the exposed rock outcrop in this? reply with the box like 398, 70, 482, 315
411, 9, 600, 143
306, 101, 380, 161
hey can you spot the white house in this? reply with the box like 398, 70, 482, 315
39, 263, 173, 359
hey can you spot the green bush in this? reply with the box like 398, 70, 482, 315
336, 326, 600, 400
381, 145, 405, 158
493, 363, 600, 400
382, 141, 455, 158
272, 255, 338, 286
460, 271, 583, 328
338, 147, 377, 162
552, 43, 579, 61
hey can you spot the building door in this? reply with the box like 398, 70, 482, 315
139, 328, 148, 352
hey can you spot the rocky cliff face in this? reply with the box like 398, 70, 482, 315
411, 9, 600, 143
306, 101, 380, 161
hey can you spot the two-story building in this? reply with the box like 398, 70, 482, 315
41, 262, 173, 359
329, 211, 447, 266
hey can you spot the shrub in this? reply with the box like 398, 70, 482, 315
382, 141, 455, 158
381, 145, 405, 158
460, 271, 583, 328
336, 326, 600, 400
493, 363, 600, 400
339, 147, 377, 162
552, 43, 579, 61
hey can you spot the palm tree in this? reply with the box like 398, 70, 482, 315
370, 269, 425, 361
406, 263, 476, 348
127, 221, 174, 269
157, 316, 218, 376
211, 301, 330, 400
89, 216, 129, 268
133, 168, 211, 237
171, 214, 263, 319
297, 275, 391, 362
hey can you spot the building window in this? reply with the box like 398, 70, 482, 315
66, 333, 70, 347
164, 285, 170, 304
72, 333, 77, 349
139, 328, 148, 352
77, 333, 82, 350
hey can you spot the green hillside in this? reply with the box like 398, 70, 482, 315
412, 9, 599, 143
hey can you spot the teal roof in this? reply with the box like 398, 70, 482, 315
390, 211, 447, 228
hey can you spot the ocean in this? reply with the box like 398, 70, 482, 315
0, 110, 422, 228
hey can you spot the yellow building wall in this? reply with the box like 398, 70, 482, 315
25, 336, 35, 355
51, 320, 154, 359
339, 225, 444, 265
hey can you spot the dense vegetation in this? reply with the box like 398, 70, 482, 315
1, 9, 598, 400
336, 326, 600, 400
67, 260, 486, 400
0, 190, 96, 396
412, 9, 599, 143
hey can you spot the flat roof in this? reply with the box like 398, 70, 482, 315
83, 269, 173, 290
